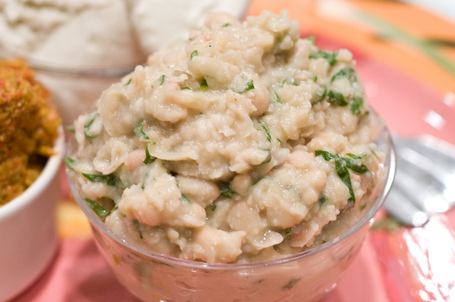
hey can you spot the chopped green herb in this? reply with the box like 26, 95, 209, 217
331, 67, 356, 83
220, 182, 235, 198
273, 91, 282, 104
309, 50, 337, 66
282, 278, 301, 290
351, 97, 364, 115
83, 198, 111, 218
199, 79, 209, 91
312, 76, 318, 82
189, 36, 196, 41
211, 203, 217, 211
84, 111, 99, 138
144, 142, 157, 164
237, 79, 255, 94
312, 85, 327, 105
221, 22, 231, 27
134, 121, 149, 140
159, 74, 165, 85
318, 195, 328, 206
260, 149, 272, 165
315, 150, 361, 203
284, 228, 292, 238
82, 173, 120, 187
307, 36, 315, 44
346, 152, 367, 159
65, 157, 76, 171
181, 86, 191, 90
181, 193, 191, 203
125, 78, 132, 86
66, 125, 75, 133
277, 138, 282, 144
342, 157, 369, 174
258, 122, 272, 142
334, 154, 356, 203
191, 50, 198, 59
327, 90, 348, 106
133, 220, 143, 239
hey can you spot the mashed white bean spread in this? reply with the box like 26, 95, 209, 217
67, 11, 385, 264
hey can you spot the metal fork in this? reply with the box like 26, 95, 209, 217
384, 135, 455, 227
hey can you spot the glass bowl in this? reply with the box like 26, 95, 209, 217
67, 122, 396, 302
0, 48, 139, 127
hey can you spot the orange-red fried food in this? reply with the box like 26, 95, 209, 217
0, 59, 60, 205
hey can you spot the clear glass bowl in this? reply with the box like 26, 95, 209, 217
0, 48, 139, 126
67, 122, 396, 302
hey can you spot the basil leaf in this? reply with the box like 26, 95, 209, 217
331, 68, 356, 83
144, 142, 157, 164
346, 152, 367, 159
199, 79, 209, 91
342, 157, 369, 174
309, 50, 337, 66
312, 85, 327, 105
66, 125, 75, 133
327, 91, 348, 106
273, 91, 282, 104
181, 193, 191, 203
258, 122, 272, 142
134, 121, 149, 140
83, 198, 111, 218
159, 74, 165, 85
82, 173, 120, 187
351, 97, 364, 115
334, 154, 355, 203
237, 79, 255, 94
315, 150, 335, 161
191, 50, 198, 59
84, 111, 99, 138
65, 157, 76, 171
220, 182, 236, 198
318, 195, 328, 206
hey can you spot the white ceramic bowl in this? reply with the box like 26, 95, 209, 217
0, 128, 64, 301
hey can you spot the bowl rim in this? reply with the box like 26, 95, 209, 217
0, 48, 139, 78
69, 123, 396, 270
0, 127, 64, 219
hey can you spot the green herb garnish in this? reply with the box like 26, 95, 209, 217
273, 91, 282, 104
191, 50, 198, 59
260, 149, 272, 165
159, 74, 165, 85
199, 79, 209, 91
315, 150, 369, 203
258, 122, 272, 142
307, 36, 315, 45
311, 85, 327, 105
83, 198, 111, 218
351, 97, 364, 115
327, 90, 348, 106
346, 152, 367, 159
211, 203, 217, 211
125, 78, 132, 86
221, 22, 231, 27
312, 76, 318, 82
84, 111, 99, 138
220, 182, 235, 198
331, 67, 356, 83
134, 121, 149, 140
181, 193, 191, 203
66, 125, 75, 133
309, 50, 337, 66
318, 195, 328, 206
181, 86, 191, 90
65, 157, 76, 171
82, 173, 120, 187
237, 79, 255, 93
144, 142, 157, 164
133, 220, 143, 239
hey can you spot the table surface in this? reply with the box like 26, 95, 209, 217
13, 1, 455, 301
